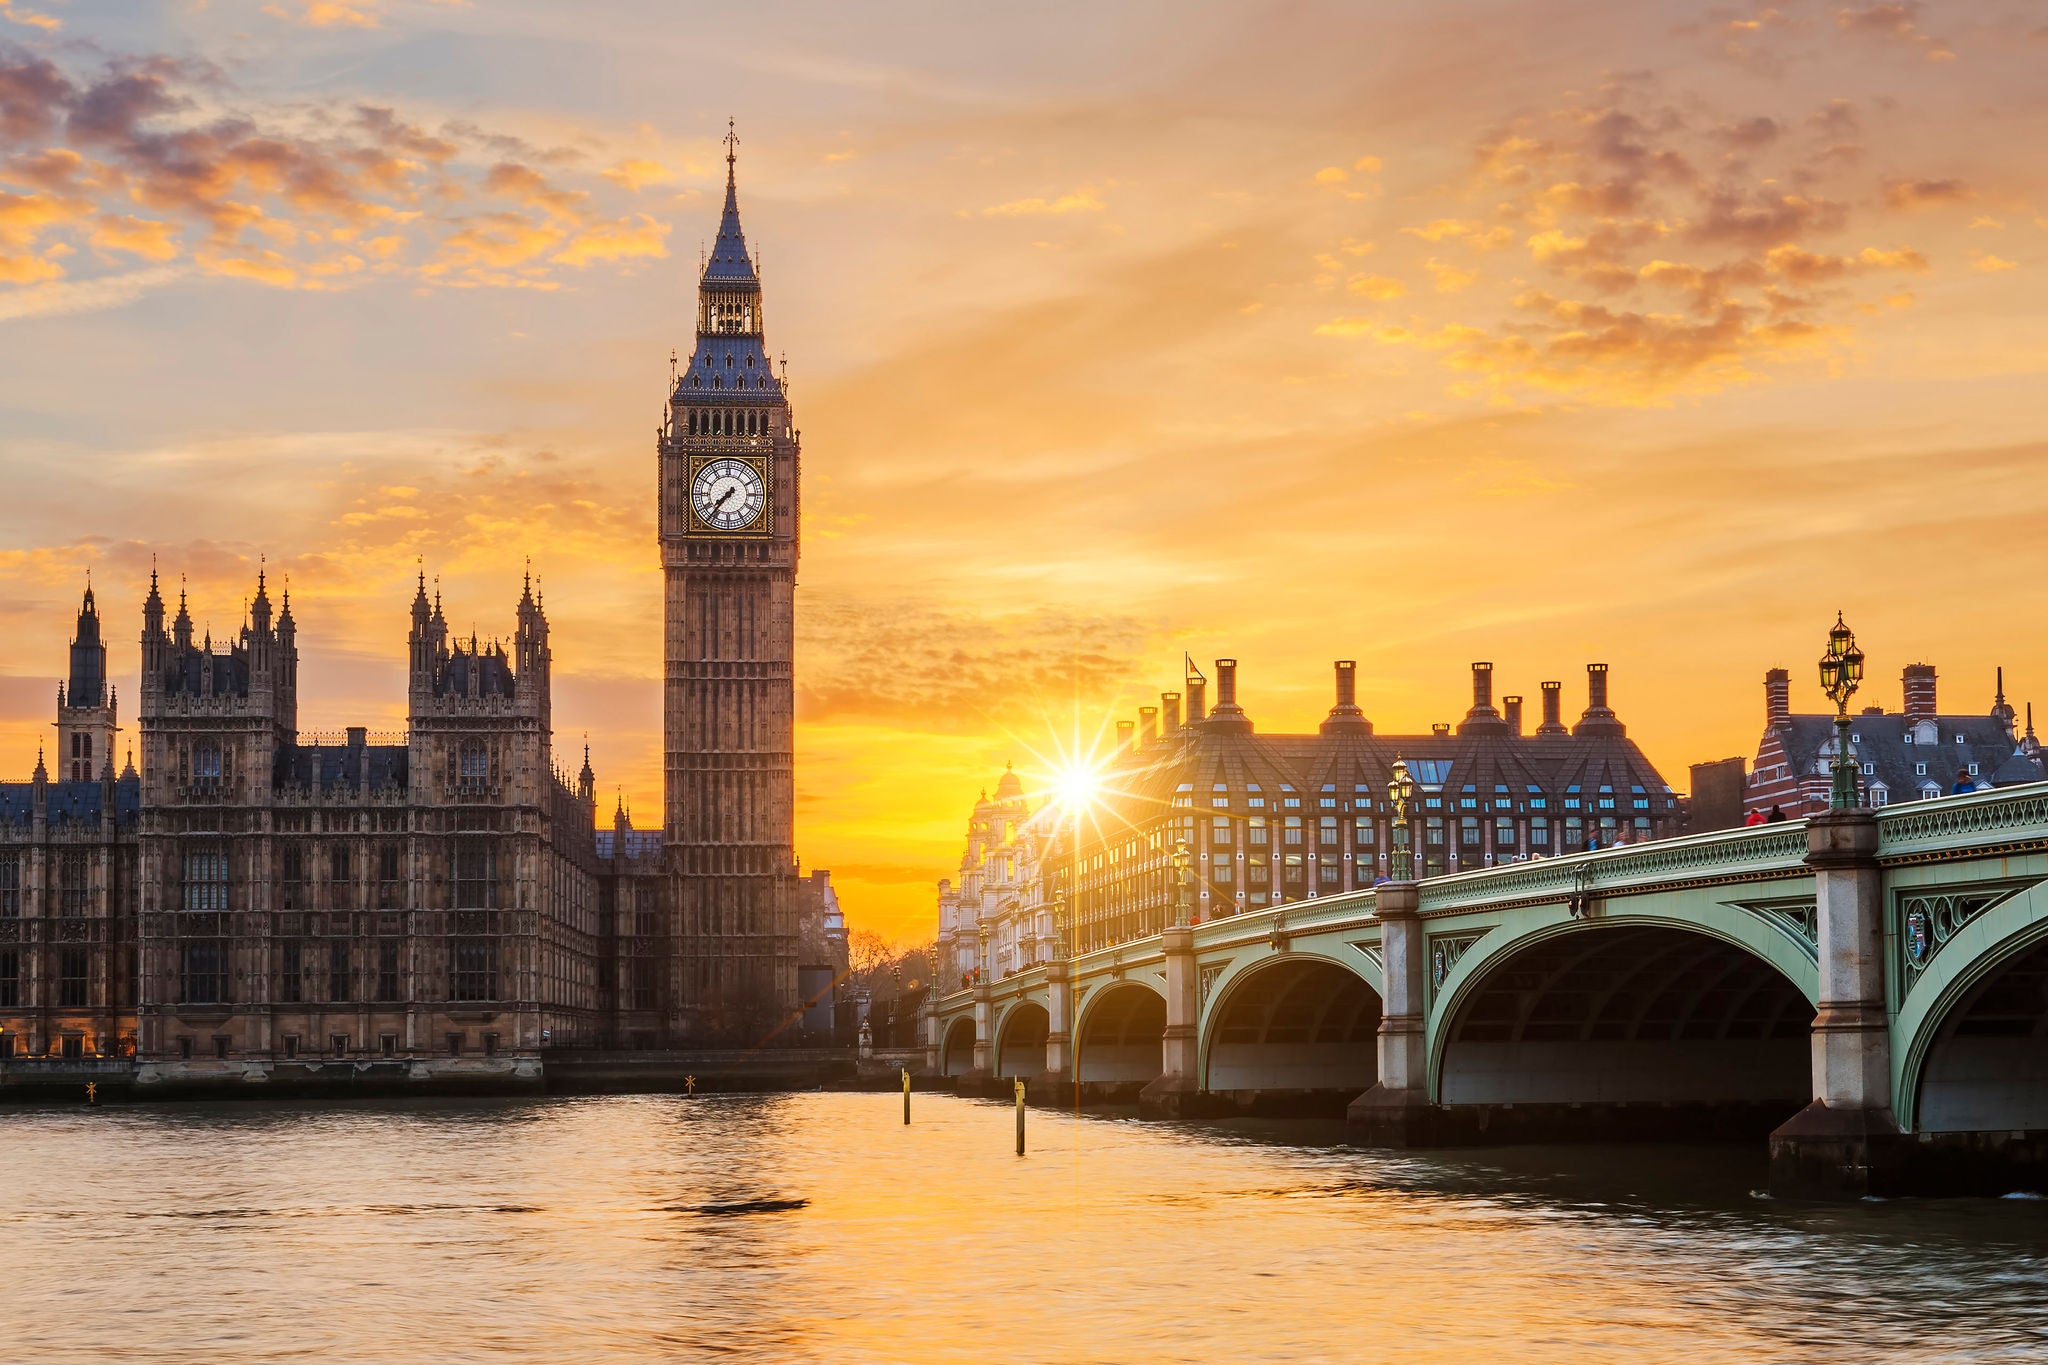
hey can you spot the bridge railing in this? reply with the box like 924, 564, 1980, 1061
1875, 779, 2048, 859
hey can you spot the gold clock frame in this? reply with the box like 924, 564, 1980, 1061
686, 452, 773, 537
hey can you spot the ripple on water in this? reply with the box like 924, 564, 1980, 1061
0, 1093, 2045, 1364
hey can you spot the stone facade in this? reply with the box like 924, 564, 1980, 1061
656, 138, 803, 1042
0, 571, 847, 1085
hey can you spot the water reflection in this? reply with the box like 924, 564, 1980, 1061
0, 1093, 2043, 1363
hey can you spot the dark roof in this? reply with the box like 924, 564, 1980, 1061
676, 333, 783, 401
0, 775, 141, 827
433, 644, 516, 700
701, 166, 758, 285
595, 829, 662, 862
278, 743, 409, 791
165, 642, 250, 698
1777, 711, 2018, 798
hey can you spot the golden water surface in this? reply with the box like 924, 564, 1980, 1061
2, 1093, 2045, 1363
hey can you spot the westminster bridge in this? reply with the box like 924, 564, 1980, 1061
927, 784, 2048, 1197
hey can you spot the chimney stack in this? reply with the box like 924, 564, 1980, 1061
1903, 663, 1937, 725
1574, 663, 1623, 735
1322, 660, 1370, 735
1472, 661, 1494, 711
1207, 659, 1251, 731
1503, 695, 1524, 734
1187, 677, 1206, 723
1162, 692, 1182, 737
1116, 720, 1135, 752
1536, 680, 1568, 736
1765, 668, 1791, 728
1139, 706, 1158, 745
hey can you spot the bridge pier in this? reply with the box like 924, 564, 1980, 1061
1770, 810, 1907, 1199
969, 982, 993, 1078
1043, 959, 1073, 1082
1347, 881, 1446, 1145
1140, 924, 1225, 1117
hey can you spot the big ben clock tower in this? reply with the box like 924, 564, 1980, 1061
659, 124, 799, 1040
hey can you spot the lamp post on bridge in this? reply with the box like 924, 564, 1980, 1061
1171, 838, 1193, 929
1388, 756, 1417, 883
1819, 613, 1866, 812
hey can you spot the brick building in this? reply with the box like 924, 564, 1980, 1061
1743, 661, 2042, 818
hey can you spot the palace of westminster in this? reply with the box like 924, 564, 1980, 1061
0, 141, 848, 1084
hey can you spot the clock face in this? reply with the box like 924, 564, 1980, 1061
691, 457, 766, 532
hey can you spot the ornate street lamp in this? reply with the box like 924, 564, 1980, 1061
1052, 886, 1069, 962
1818, 611, 1866, 811
1172, 838, 1193, 928
1388, 756, 1417, 882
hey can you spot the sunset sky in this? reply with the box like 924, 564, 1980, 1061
1, 0, 2045, 942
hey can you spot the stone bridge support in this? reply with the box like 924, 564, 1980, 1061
1770, 810, 1905, 1198
1044, 960, 1073, 1081
970, 981, 993, 1077
1346, 881, 1438, 1144
1138, 924, 1211, 1116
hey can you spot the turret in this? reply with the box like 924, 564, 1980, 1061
58, 581, 118, 781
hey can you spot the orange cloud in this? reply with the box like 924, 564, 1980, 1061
1885, 178, 1969, 209
89, 213, 180, 260
551, 213, 671, 267
1346, 273, 1405, 300
601, 158, 671, 192
981, 189, 1105, 217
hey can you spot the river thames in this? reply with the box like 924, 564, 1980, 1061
3, 1092, 2044, 1363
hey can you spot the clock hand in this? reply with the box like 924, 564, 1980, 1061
713, 485, 738, 513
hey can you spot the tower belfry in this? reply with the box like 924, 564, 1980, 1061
657, 125, 801, 1040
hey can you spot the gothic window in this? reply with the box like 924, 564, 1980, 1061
180, 941, 226, 1004
58, 851, 87, 916
58, 949, 87, 1007
455, 839, 496, 909
329, 940, 350, 1003
377, 845, 403, 910
183, 847, 228, 912
0, 852, 18, 917
330, 844, 352, 892
450, 939, 497, 1002
377, 941, 401, 1001
0, 949, 17, 1007
281, 941, 303, 1003
193, 744, 222, 781
459, 743, 488, 787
